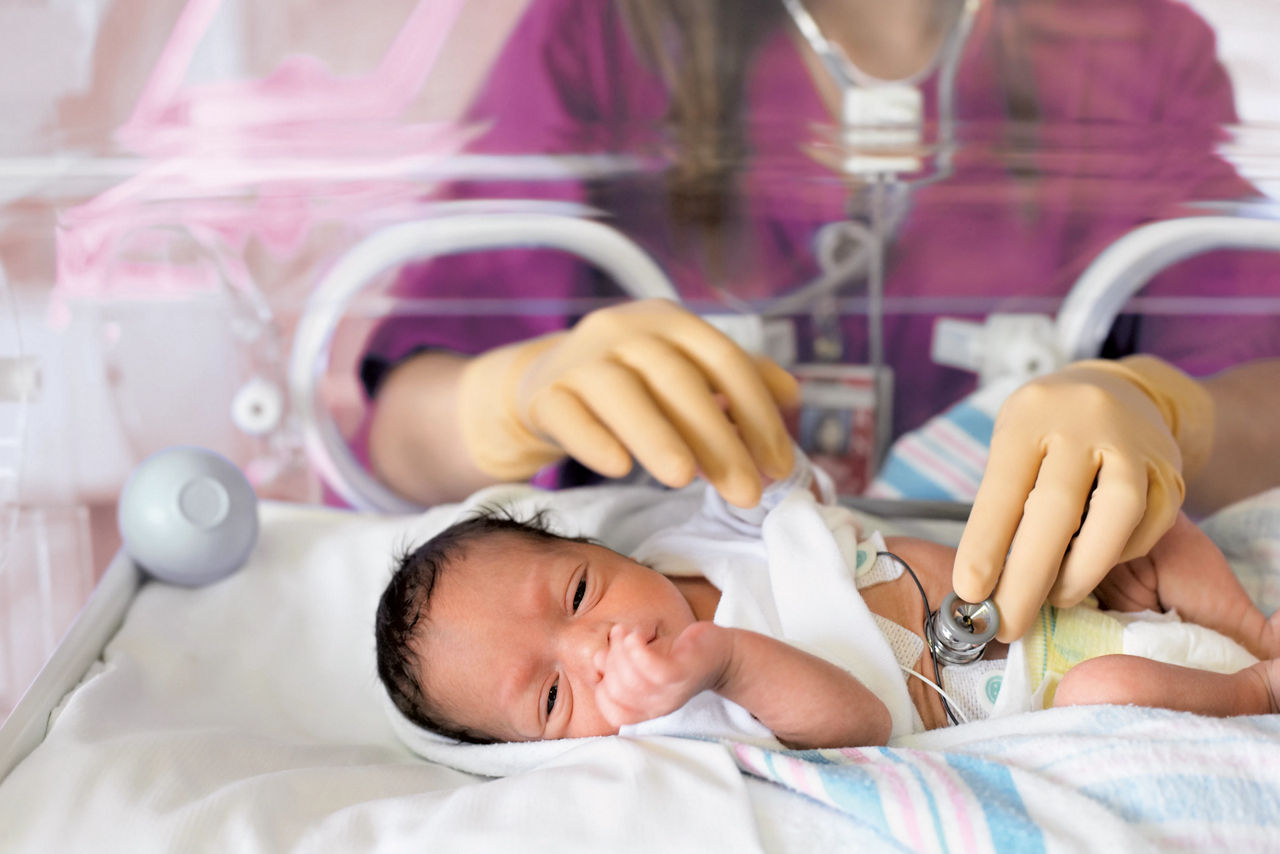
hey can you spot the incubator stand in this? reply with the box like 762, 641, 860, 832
4, 0, 1280, 735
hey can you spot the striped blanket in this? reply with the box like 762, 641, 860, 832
734, 706, 1280, 852
868, 377, 1016, 502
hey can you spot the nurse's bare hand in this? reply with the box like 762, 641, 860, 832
952, 356, 1213, 642
593, 623, 731, 727
457, 299, 798, 508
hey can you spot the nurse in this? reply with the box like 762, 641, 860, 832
365, 0, 1276, 430
361, 0, 1280, 637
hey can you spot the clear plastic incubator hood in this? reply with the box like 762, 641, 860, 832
2, 0, 1279, 728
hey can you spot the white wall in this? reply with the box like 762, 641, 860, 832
1181, 0, 1280, 125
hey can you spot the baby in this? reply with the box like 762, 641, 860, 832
375, 463, 1280, 750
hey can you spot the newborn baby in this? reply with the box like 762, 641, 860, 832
375, 458, 1280, 749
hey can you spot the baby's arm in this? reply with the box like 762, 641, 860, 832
595, 623, 891, 749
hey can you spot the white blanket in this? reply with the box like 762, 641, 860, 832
0, 486, 767, 853
2, 484, 1279, 853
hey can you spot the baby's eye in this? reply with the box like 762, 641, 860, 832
572, 576, 587, 612
546, 679, 559, 716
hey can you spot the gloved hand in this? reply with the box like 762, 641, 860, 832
457, 299, 798, 508
953, 355, 1214, 641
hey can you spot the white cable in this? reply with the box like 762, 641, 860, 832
899, 664, 970, 725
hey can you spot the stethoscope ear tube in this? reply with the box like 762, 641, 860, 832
926, 591, 999, 666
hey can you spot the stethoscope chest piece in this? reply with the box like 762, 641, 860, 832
926, 591, 999, 666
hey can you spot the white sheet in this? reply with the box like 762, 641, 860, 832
0, 488, 768, 853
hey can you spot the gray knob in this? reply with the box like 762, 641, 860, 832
118, 446, 258, 586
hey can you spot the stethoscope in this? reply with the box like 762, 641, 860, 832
926, 590, 1000, 665
779, 0, 978, 180
765, 0, 980, 466
778, 2, 1002, 716
879, 550, 999, 721
780, 0, 999, 654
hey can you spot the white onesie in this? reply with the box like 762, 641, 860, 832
619, 453, 928, 745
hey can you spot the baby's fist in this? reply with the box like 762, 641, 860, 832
594, 622, 732, 727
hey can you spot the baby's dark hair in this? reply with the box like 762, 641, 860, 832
374, 505, 590, 744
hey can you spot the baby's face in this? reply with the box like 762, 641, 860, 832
416, 533, 698, 741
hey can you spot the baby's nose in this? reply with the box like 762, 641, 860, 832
565, 620, 611, 683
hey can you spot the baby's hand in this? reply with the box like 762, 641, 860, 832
593, 622, 733, 728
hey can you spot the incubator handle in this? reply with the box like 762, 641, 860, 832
289, 212, 681, 512
1057, 215, 1280, 363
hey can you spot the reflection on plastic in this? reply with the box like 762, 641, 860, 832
0, 506, 94, 721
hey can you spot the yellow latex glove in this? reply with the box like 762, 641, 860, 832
953, 355, 1214, 641
457, 299, 798, 508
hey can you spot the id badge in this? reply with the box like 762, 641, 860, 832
786, 363, 893, 496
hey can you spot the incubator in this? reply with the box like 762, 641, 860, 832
2, 3, 1280, 852
2, 0, 1280, 787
